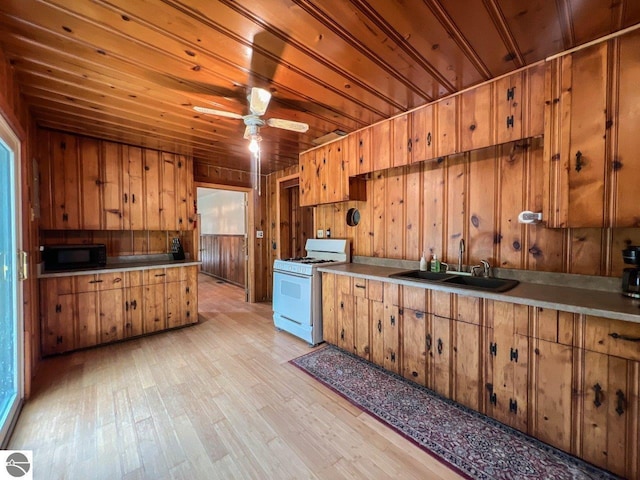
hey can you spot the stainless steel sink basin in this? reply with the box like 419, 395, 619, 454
389, 269, 519, 292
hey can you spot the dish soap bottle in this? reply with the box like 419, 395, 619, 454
430, 254, 441, 273
419, 252, 428, 271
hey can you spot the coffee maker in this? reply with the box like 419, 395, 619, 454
622, 246, 640, 298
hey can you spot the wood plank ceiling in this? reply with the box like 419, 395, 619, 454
0, 0, 638, 175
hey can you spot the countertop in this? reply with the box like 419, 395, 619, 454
318, 263, 640, 324
38, 257, 201, 278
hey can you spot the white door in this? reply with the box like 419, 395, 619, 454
0, 114, 23, 448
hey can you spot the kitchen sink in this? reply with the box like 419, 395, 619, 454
389, 269, 519, 292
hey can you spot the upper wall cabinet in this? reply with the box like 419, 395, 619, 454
544, 28, 640, 228
38, 130, 195, 231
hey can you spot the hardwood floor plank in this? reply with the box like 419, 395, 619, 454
9, 274, 463, 479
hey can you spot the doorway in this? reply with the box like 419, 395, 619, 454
0, 114, 23, 447
196, 187, 248, 298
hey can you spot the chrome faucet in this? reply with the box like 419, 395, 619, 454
458, 238, 465, 273
480, 259, 491, 278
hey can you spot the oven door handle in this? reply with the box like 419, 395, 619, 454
274, 270, 311, 280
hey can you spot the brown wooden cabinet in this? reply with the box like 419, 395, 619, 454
429, 291, 452, 398
435, 96, 459, 158
451, 295, 483, 411
322, 272, 338, 344
460, 83, 493, 153
410, 104, 435, 163
392, 114, 411, 168
40, 265, 198, 356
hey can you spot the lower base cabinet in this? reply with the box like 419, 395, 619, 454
40, 265, 199, 356
321, 272, 640, 478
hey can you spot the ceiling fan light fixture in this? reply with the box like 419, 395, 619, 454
248, 134, 261, 153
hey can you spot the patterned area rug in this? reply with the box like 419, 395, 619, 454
291, 345, 620, 480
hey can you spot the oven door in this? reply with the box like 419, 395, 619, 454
272, 270, 312, 325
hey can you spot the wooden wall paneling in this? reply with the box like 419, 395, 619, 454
125, 146, 144, 230
357, 126, 372, 175
467, 147, 497, 266
422, 159, 445, 258
355, 195, 373, 257
193, 162, 253, 189
460, 83, 493, 152
567, 42, 608, 227
611, 30, 640, 227
445, 153, 467, 266
494, 72, 523, 145
346, 133, 357, 177
392, 114, 410, 167
175, 155, 189, 230
568, 229, 605, 276
385, 167, 404, 259
435, 96, 459, 158
371, 120, 392, 172
371, 170, 386, 257
79, 137, 102, 230
101, 141, 123, 230
497, 142, 526, 268
160, 152, 177, 230
524, 63, 546, 138
108, 231, 133, 256
526, 138, 566, 272
404, 163, 422, 261
36, 129, 53, 229
410, 104, 435, 163
278, 180, 292, 258
143, 149, 162, 230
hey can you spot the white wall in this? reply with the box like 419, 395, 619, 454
197, 188, 246, 235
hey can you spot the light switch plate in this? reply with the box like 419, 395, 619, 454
317, 229, 324, 238
256, 230, 264, 238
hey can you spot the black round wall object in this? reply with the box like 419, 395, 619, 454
346, 208, 360, 227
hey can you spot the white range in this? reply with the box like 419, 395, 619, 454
272, 239, 351, 346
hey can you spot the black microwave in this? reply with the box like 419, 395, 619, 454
42, 244, 107, 272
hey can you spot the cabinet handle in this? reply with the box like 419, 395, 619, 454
575, 150, 583, 172
355, 284, 366, 289
608, 332, 640, 342
89, 279, 103, 284
132, 194, 136, 204
340, 301, 344, 309
62, 213, 69, 222
616, 390, 626, 415
125, 301, 129, 312
340, 329, 345, 340
155, 273, 166, 277
486, 383, 497, 406
489, 342, 497, 356
509, 399, 518, 414
593, 383, 603, 408
506, 115, 514, 128
390, 315, 395, 326
510, 347, 518, 363
55, 304, 62, 313
407, 138, 412, 153
426, 333, 432, 351
437, 338, 443, 355
390, 352, 396, 362
426, 132, 432, 146
131, 300, 137, 310
507, 87, 515, 101
377, 319, 382, 333
124, 193, 128, 203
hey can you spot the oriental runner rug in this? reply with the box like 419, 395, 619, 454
291, 345, 619, 480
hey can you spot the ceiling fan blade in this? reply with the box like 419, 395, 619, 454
249, 87, 272, 116
266, 118, 309, 133
193, 106, 243, 120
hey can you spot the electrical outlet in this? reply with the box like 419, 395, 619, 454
256, 230, 264, 238
317, 229, 324, 238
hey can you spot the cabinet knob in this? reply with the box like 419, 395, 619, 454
575, 150, 583, 172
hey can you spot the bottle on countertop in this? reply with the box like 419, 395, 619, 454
430, 254, 441, 273
419, 251, 428, 271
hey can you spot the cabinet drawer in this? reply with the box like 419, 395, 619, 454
532, 307, 574, 345
127, 270, 144, 288
455, 295, 481, 325
41, 277, 74, 295
74, 272, 124, 292
584, 316, 640, 361
336, 275, 352, 295
430, 290, 451, 318
144, 268, 167, 285
402, 285, 426, 312
165, 266, 185, 283
352, 279, 383, 301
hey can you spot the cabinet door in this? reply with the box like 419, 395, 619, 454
298, 150, 316, 207
184, 266, 198, 324
80, 137, 103, 230
430, 314, 452, 398
125, 285, 143, 338
354, 296, 370, 359
531, 338, 574, 453
411, 104, 435, 163
175, 155, 190, 230
161, 152, 177, 230
401, 308, 427, 385
125, 146, 145, 230
371, 299, 385, 367
166, 281, 186, 328
453, 320, 482, 411
102, 142, 124, 230
143, 149, 162, 230
383, 303, 399, 373
566, 43, 607, 227
356, 126, 372, 175
580, 351, 636, 478
336, 293, 355, 353
41, 292, 75, 355
371, 120, 392, 172
76, 291, 99, 349
321, 273, 337, 345
392, 114, 410, 167
99, 288, 124, 343
143, 282, 166, 333
460, 83, 492, 152
494, 72, 523, 145
52, 132, 81, 229
435, 96, 458, 158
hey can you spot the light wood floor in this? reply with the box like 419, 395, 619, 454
9, 274, 463, 479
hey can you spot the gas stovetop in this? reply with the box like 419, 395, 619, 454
281, 257, 338, 264
273, 239, 351, 276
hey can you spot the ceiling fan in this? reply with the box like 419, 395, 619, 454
193, 87, 309, 150
193, 87, 309, 195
